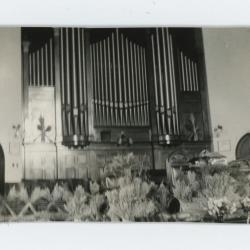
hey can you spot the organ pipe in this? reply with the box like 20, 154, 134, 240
58, 28, 89, 146
150, 28, 181, 142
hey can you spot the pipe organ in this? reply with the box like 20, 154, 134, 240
22, 27, 211, 179
90, 29, 149, 127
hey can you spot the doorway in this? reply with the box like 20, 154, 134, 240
236, 133, 250, 160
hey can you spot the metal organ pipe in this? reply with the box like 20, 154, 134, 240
137, 45, 143, 126
72, 29, 79, 136
65, 28, 72, 135
169, 34, 179, 134
111, 33, 118, 125
77, 28, 84, 135
150, 28, 181, 142
125, 38, 132, 126
116, 29, 123, 125
56, 28, 89, 145
37, 50, 40, 86
41, 47, 44, 85
60, 29, 67, 136
107, 36, 113, 126
96, 42, 101, 126
32, 53, 35, 85
81, 29, 88, 134
121, 33, 128, 125
142, 48, 149, 125
88, 30, 150, 128
165, 29, 175, 134
151, 34, 160, 135
103, 38, 109, 125
194, 62, 199, 91
91, 44, 97, 126
161, 28, 171, 134
182, 52, 186, 91
156, 28, 166, 135
133, 43, 139, 126
99, 40, 105, 125
129, 41, 135, 126
188, 58, 193, 91
50, 38, 53, 86
139, 47, 146, 126
29, 53, 31, 85
191, 61, 196, 91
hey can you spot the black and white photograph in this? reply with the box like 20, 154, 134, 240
2, 1, 250, 250
0, 26, 249, 224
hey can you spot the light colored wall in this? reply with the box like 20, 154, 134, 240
203, 28, 250, 161
0, 28, 22, 182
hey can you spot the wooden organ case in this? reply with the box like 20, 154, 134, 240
22, 27, 211, 180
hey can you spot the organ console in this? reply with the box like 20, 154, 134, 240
22, 27, 211, 178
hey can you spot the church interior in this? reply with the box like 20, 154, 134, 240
0, 27, 249, 189
0, 27, 249, 223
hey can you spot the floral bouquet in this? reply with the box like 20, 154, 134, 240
207, 197, 237, 222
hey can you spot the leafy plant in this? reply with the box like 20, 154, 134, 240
173, 180, 193, 202
63, 185, 106, 221
105, 177, 156, 221
207, 197, 237, 222
7, 184, 29, 203
199, 172, 239, 202
30, 186, 50, 203
172, 171, 200, 202
64, 185, 91, 221
50, 183, 72, 202
148, 182, 171, 212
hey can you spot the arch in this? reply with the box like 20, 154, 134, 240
0, 145, 4, 195
236, 133, 250, 160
